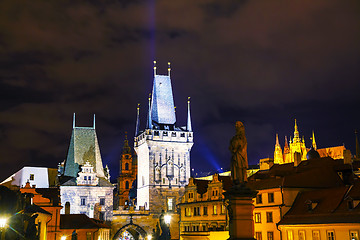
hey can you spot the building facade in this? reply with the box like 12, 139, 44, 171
178, 174, 230, 240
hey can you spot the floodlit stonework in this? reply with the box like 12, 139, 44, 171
59, 115, 113, 221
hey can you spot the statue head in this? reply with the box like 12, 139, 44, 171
235, 121, 245, 134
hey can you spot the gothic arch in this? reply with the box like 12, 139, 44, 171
113, 223, 147, 240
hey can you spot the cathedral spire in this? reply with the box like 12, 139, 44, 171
187, 97, 192, 132
312, 131, 317, 150
293, 119, 300, 141
147, 94, 152, 129
73, 113, 76, 128
274, 134, 283, 164
356, 130, 360, 158
276, 133, 280, 146
135, 103, 140, 136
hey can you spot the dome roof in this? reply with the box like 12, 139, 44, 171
306, 147, 320, 160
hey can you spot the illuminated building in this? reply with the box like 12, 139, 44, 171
117, 133, 137, 207
59, 114, 114, 221
178, 174, 230, 240
278, 180, 360, 240
274, 120, 346, 165
179, 153, 358, 240
0, 166, 58, 189
112, 62, 193, 239
248, 155, 357, 240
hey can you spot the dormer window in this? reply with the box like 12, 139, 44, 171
305, 200, 318, 211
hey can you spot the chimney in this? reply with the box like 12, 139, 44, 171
344, 149, 352, 164
294, 152, 301, 167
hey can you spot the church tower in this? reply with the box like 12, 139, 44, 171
117, 133, 137, 207
134, 62, 194, 213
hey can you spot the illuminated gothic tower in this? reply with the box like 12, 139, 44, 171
134, 62, 193, 212
289, 119, 307, 162
117, 133, 137, 207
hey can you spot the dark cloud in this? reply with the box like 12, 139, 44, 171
0, 0, 359, 181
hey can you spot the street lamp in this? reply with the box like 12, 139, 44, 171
164, 214, 171, 225
0, 217, 8, 240
147, 234, 152, 240
60, 236, 66, 240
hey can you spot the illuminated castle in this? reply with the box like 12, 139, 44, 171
134, 62, 193, 213
274, 120, 346, 164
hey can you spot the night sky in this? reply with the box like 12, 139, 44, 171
0, 0, 359, 182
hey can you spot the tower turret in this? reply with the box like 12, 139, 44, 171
187, 97, 192, 132
135, 104, 140, 136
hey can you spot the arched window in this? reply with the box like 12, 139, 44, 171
125, 181, 129, 189
65, 202, 70, 214
125, 163, 129, 171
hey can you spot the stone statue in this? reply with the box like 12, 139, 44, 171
229, 121, 248, 184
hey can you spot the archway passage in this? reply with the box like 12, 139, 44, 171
113, 223, 147, 240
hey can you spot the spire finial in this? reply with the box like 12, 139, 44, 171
73, 113, 76, 128
276, 133, 280, 146
153, 60, 157, 76
187, 97, 192, 132
168, 62, 171, 76
93, 114, 96, 129
135, 104, 140, 136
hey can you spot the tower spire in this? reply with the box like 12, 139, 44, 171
356, 130, 360, 158
311, 131, 317, 150
294, 119, 300, 141
93, 114, 96, 129
135, 103, 140, 136
168, 62, 171, 77
73, 113, 76, 128
153, 60, 157, 76
147, 93, 152, 129
187, 97, 192, 132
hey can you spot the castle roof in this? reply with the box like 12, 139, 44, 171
64, 126, 105, 178
150, 75, 176, 125
247, 157, 350, 190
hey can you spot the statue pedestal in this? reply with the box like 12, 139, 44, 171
223, 183, 258, 240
